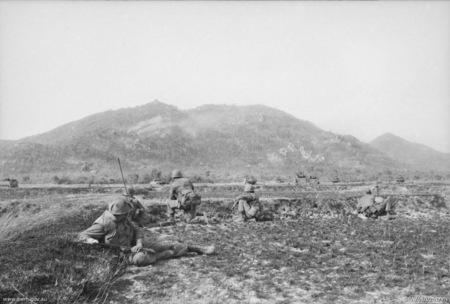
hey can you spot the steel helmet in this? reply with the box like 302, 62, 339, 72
109, 197, 131, 215
172, 169, 182, 179
365, 189, 372, 195
244, 184, 254, 193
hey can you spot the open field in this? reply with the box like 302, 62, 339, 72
1, 183, 449, 304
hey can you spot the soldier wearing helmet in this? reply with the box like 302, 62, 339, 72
78, 196, 215, 266
166, 169, 202, 223
122, 187, 156, 227
355, 186, 392, 220
233, 183, 263, 222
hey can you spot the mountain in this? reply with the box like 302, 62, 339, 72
370, 133, 450, 171
0, 140, 14, 149
0, 101, 407, 182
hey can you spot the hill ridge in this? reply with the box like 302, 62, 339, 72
1, 101, 447, 182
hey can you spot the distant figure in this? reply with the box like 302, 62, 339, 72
355, 188, 392, 220
166, 169, 202, 224
233, 184, 263, 222
396, 175, 405, 183
244, 176, 257, 185
2, 178, 19, 188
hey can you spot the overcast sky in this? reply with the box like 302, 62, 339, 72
1, 1, 449, 153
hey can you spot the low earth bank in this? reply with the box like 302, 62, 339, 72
0, 185, 449, 303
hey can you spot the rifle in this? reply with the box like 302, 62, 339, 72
76, 241, 156, 254
118, 158, 129, 195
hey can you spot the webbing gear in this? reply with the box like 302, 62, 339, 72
179, 190, 200, 210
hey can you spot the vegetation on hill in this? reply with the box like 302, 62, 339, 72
1, 101, 447, 183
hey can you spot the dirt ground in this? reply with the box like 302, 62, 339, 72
0, 183, 449, 304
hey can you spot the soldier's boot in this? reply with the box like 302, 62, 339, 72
233, 212, 246, 223
171, 244, 189, 257
188, 245, 215, 255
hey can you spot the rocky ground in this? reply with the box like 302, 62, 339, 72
0, 183, 449, 304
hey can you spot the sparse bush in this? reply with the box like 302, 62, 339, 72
190, 174, 214, 184
52, 175, 60, 184
22, 176, 30, 182
150, 168, 162, 180
58, 176, 73, 185
140, 173, 152, 184
127, 174, 139, 184
98, 177, 109, 184
76, 175, 90, 184
51, 175, 73, 185
160, 172, 172, 184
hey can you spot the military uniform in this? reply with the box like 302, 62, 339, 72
356, 189, 390, 219
78, 197, 215, 266
78, 197, 174, 266
123, 188, 157, 227
167, 170, 201, 223
233, 184, 262, 222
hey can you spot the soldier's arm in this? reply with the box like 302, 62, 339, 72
133, 223, 144, 246
169, 185, 177, 200
237, 193, 252, 201
133, 198, 145, 211
255, 196, 262, 212
78, 223, 105, 243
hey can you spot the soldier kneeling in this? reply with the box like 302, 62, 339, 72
163, 169, 205, 225
232, 184, 263, 222
355, 188, 393, 220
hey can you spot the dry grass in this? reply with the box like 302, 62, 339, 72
0, 186, 449, 304
0, 194, 128, 304
108, 213, 450, 304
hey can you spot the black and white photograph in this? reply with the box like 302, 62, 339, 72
1, 1, 449, 303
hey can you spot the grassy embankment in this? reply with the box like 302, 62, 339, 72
0, 194, 128, 303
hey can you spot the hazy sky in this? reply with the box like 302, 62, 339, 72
1, 1, 449, 153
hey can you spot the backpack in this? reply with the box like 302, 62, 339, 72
179, 189, 201, 210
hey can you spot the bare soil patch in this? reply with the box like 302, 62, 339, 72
0, 185, 449, 303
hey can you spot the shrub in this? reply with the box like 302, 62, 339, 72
127, 174, 139, 184
58, 176, 73, 185
150, 169, 162, 180
52, 176, 60, 184
140, 173, 152, 184
51, 175, 73, 185
76, 176, 90, 184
